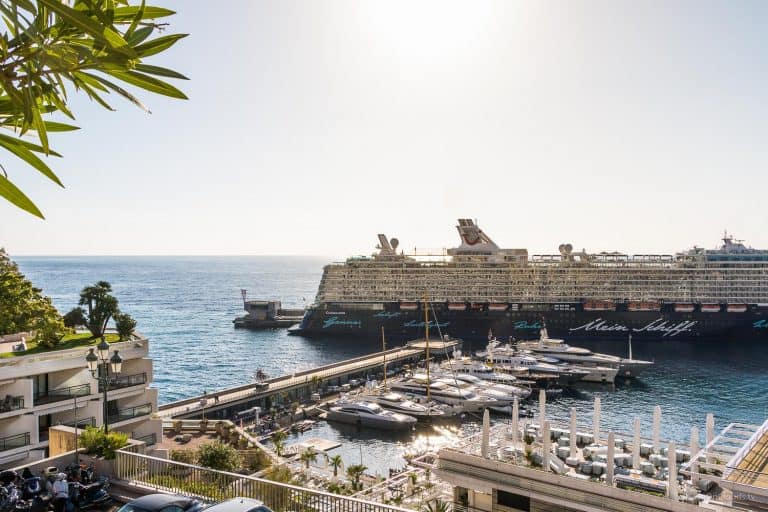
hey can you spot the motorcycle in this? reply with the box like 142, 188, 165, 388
14, 475, 50, 512
67, 478, 111, 511
0, 471, 20, 512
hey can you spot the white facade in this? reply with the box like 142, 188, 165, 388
0, 333, 161, 469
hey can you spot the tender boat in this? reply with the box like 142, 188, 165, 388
326, 400, 417, 430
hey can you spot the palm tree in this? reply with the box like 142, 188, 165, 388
272, 430, 287, 457
300, 447, 318, 469
328, 454, 344, 477
346, 463, 367, 491
422, 499, 451, 512
310, 375, 322, 392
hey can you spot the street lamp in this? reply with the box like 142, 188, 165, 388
86, 337, 123, 433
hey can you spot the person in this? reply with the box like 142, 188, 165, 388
52, 473, 69, 512
21, 467, 33, 480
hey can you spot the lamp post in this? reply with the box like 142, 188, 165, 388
85, 337, 123, 434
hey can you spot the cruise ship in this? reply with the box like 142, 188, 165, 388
291, 219, 768, 343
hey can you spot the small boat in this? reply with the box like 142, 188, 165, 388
326, 400, 416, 430
391, 376, 500, 412
727, 304, 747, 313
447, 302, 467, 311
701, 303, 721, 313
674, 303, 695, 313
399, 302, 419, 311
488, 303, 508, 311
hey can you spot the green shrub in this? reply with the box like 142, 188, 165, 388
196, 441, 241, 472
78, 426, 128, 459
170, 449, 197, 464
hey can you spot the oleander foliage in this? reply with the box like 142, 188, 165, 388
0, 0, 188, 218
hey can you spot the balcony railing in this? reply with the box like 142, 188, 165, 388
108, 403, 152, 424
114, 450, 410, 512
62, 417, 96, 429
0, 432, 30, 452
34, 383, 91, 405
0, 395, 25, 413
99, 372, 147, 392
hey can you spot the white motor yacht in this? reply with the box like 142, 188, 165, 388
391, 375, 499, 412
517, 328, 653, 378
326, 400, 417, 430
365, 391, 450, 419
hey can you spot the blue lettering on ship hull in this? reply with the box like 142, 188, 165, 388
322, 317, 362, 329
374, 312, 402, 319
754, 320, 768, 329
513, 321, 542, 330
403, 320, 449, 329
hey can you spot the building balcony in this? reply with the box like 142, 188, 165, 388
108, 402, 152, 424
0, 432, 31, 452
0, 395, 25, 413
99, 372, 147, 393
34, 383, 91, 406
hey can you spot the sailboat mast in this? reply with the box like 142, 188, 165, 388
382, 326, 387, 389
424, 295, 430, 401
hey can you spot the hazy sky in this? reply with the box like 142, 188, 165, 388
2, 1, 767, 257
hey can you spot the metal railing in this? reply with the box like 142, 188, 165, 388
114, 450, 411, 512
34, 383, 91, 405
0, 432, 31, 452
100, 372, 148, 392
62, 417, 96, 429
0, 395, 24, 413
107, 403, 152, 424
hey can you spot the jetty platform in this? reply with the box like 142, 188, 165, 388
158, 339, 458, 420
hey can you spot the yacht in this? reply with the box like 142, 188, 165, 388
517, 329, 653, 378
364, 391, 451, 419
433, 372, 531, 400
483, 347, 588, 386
391, 375, 500, 412
326, 400, 417, 430
441, 356, 522, 385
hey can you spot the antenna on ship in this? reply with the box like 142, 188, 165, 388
381, 326, 388, 390
240, 289, 247, 305
628, 332, 633, 361
424, 293, 431, 402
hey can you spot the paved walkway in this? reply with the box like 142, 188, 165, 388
157, 344, 453, 419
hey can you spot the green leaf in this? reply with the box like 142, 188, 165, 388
114, 5, 175, 22
0, 134, 62, 186
126, 25, 153, 45
134, 63, 189, 80
30, 104, 48, 154
43, 121, 80, 132
0, 174, 44, 218
133, 33, 187, 58
106, 70, 187, 99
87, 73, 150, 112
37, 0, 136, 58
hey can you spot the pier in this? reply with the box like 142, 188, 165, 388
158, 340, 458, 420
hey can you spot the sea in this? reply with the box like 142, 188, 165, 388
14, 256, 768, 477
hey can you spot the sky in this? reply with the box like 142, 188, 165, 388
2, 0, 767, 257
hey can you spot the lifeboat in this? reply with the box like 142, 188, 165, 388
488, 303, 509, 311
674, 303, 695, 313
727, 304, 747, 313
399, 302, 418, 311
700, 304, 721, 313
448, 302, 467, 311
583, 300, 616, 311
628, 301, 661, 311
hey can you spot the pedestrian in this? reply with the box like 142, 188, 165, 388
52, 473, 69, 512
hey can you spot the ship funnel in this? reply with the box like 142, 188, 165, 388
390, 238, 399, 251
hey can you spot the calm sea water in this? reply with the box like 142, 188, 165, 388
14, 256, 768, 476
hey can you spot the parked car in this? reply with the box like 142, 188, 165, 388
116, 494, 205, 512
202, 498, 272, 512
